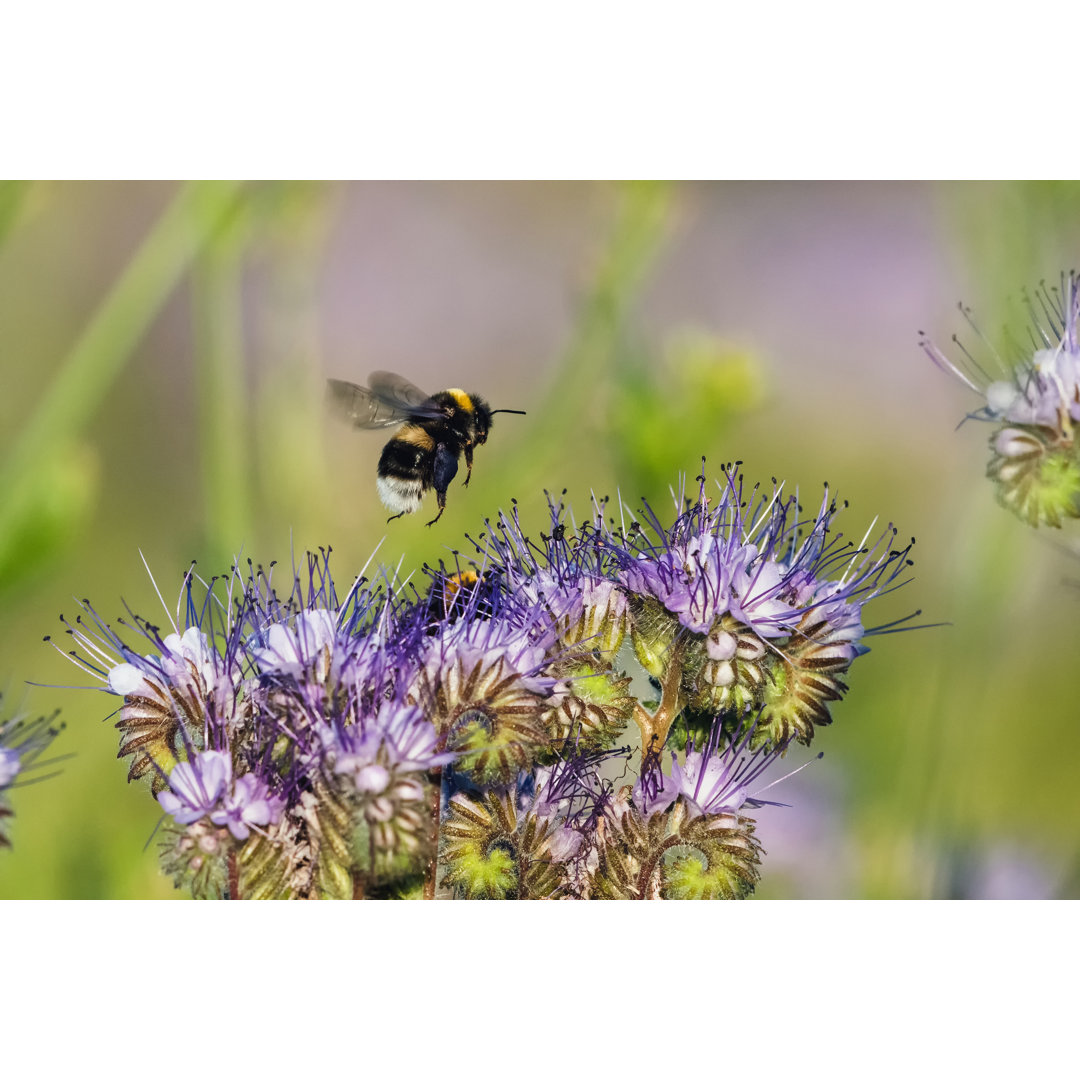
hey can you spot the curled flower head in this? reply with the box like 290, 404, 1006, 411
615, 471, 905, 645
922, 272, 1080, 527
56, 462, 916, 900
608, 468, 913, 747
411, 594, 559, 786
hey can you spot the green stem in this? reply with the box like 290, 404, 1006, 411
424, 767, 444, 899
632, 636, 685, 763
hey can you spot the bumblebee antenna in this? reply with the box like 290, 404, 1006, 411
490, 409, 527, 416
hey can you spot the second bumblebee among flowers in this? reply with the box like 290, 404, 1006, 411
328, 371, 526, 525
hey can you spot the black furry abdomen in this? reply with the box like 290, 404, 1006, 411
379, 436, 433, 486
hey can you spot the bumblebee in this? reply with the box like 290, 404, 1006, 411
423, 568, 502, 631
327, 371, 525, 525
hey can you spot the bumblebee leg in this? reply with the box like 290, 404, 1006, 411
463, 444, 475, 488
386, 511, 406, 523
425, 490, 447, 527
427, 443, 458, 525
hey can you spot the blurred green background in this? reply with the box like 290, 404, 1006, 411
2, 180, 1078, 899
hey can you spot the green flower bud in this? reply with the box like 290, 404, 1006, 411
681, 617, 767, 716
160, 820, 231, 899
629, 595, 679, 679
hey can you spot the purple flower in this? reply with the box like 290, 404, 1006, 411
632, 763, 681, 818
471, 498, 629, 654
671, 738, 777, 818
0, 748, 20, 789
614, 470, 910, 651
375, 702, 455, 772
921, 272, 1080, 429
157, 750, 232, 825
209, 773, 283, 841
326, 700, 455, 787
0, 708, 65, 849
632, 722, 810, 821
157, 749, 283, 841
250, 608, 338, 680
921, 273, 1080, 527
0, 708, 64, 793
416, 595, 559, 705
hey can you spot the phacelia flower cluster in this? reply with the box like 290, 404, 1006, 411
922, 271, 1080, 527
0, 703, 65, 849
57, 466, 914, 899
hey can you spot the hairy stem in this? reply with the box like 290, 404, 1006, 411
631, 637, 685, 762
227, 849, 240, 900
423, 767, 444, 900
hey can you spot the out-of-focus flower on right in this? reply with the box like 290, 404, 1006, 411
921, 271, 1080, 527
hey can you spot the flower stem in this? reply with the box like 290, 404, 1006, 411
423, 767, 444, 899
227, 849, 240, 900
631, 637, 685, 762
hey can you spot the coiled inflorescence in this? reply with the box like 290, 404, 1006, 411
922, 271, 1080, 527
58, 465, 914, 899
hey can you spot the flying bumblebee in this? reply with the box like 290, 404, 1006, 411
327, 371, 526, 525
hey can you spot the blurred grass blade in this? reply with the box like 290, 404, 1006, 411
516, 180, 673, 491
0, 181, 245, 590
192, 196, 252, 564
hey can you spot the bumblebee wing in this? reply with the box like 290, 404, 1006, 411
367, 371, 445, 419
327, 379, 416, 428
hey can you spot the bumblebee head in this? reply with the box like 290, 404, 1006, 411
469, 395, 494, 445
471, 395, 526, 445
